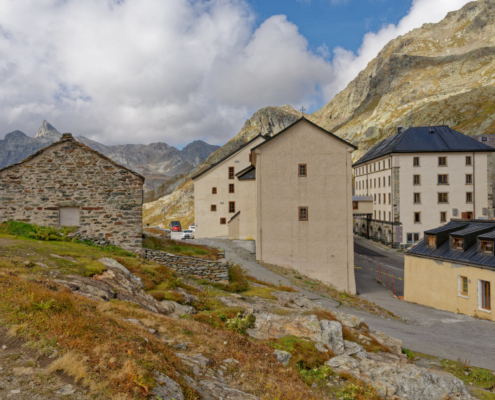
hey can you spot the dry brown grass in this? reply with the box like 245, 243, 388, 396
47, 351, 89, 383
245, 274, 298, 293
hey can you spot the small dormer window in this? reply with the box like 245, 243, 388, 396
453, 238, 464, 250
481, 241, 493, 255
427, 235, 436, 247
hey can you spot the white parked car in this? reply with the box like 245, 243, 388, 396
181, 229, 195, 240
189, 225, 196, 232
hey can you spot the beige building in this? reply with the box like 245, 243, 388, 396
0, 133, 144, 249
353, 126, 495, 247
194, 118, 357, 292
193, 135, 265, 239
405, 220, 495, 321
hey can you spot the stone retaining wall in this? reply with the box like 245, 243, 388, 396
143, 249, 229, 283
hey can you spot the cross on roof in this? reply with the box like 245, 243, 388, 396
300, 107, 306, 115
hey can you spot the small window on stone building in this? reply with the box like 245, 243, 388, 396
211, 205, 217, 212
414, 193, 421, 204
438, 174, 448, 184
59, 207, 80, 227
413, 157, 420, 166
438, 193, 449, 203
299, 207, 308, 221
212, 187, 217, 194
228, 167, 235, 179
414, 212, 421, 223
413, 175, 420, 185
466, 192, 473, 203
388, 176, 391, 186
220, 218, 226, 225
453, 238, 464, 250
466, 174, 472, 184
229, 184, 235, 193
229, 201, 235, 213
353, 201, 359, 210
459, 276, 468, 296
388, 193, 391, 204
466, 156, 472, 165
249, 154, 252, 162
440, 212, 447, 222
438, 157, 447, 166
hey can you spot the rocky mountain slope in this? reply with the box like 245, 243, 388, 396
0, 121, 219, 191
312, 0, 495, 159
145, 0, 495, 227
143, 105, 301, 227
0, 223, 487, 399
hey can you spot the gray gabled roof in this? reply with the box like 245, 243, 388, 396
236, 165, 256, 180
353, 126, 495, 167
407, 220, 495, 269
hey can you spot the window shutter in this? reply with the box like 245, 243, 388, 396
452, 208, 458, 216
461, 212, 468, 219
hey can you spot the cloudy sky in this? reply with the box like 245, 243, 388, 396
0, 0, 474, 147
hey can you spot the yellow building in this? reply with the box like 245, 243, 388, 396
193, 117, 357, 293
405, 220, 495, 321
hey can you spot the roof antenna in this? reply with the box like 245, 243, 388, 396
300, 107, 306, 117
409, 105, 413, 128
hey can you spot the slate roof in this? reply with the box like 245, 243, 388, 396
0, 133, 145, 180
353, 126, 495, 167
407, 220, 495, 269
192, 134, 263, 181
236, 165, 256, 180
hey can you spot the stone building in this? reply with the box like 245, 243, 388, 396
353, 126, 495, 248
194, 118, 357, 293
0, 133, 144, 250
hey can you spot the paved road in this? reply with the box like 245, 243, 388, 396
192, 237, 495, 370
354, 236, 405, 296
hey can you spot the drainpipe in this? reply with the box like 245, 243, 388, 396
390, 156, 394, 248
473, 152, 476, 219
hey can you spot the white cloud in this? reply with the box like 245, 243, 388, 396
326, 0, 474, 97
0, 0, 475, 146
0, 0, 332, 146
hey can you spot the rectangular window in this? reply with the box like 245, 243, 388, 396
383, 177, 385, 187
427, 235, 436, 247
438, 174, 448, 184
459, 276, 468, 296
220, 218, 226, 225
480, 281, 491, 311
299, 164, 307, 177
353, 201, 359, 210
249, 153, 252, 162
453, 238, 464, 250
414, 193, 421, 204
378, 194, 381, 204
212, 187, 217, 194
466, 174, 472, 184
407, 233, 413, 244
466, 192, 473, 203
299, 206, 308, 221
229, 184, 235, 193
374, 194, 376, 202
466, 156, 472, 166
388, 159, 391, 168
59, 207, 80, 227
379, 211, 381, 220
228, 166, 235, 179
374, 178, 376, 188
413, 175, 420, 185
211, 204, 217, 212
440, 212, 447, 222
229, 201, 235, 213
374, 210, 376, 219
438, 157, 447, 166
378, 178, 381, 188
414, 212, 421, 223
388, 193, 391, 204
438, 193, 449, 203
388, 176, 391, 186
389, 212, 391, 221
383, 160, 385, 169
413, 157, 420, 166
414, 233, 419, 242
481, 240, 493, 254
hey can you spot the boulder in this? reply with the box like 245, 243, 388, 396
344, 340, 366, 359
368, 330, 402, 356
153, 373, 184, 400
320, 320, 345, 355
271, 292, 321, 311
273, 350, 291, 366
326, 354, 360, 369
161, 300, 197, 316
333, 311, 365, 329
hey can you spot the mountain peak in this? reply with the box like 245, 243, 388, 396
35, 120, 62, 139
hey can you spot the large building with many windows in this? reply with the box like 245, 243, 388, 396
193, 117, 357, 292
353, 126, 495, 247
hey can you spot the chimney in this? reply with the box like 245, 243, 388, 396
429, 128, 435, 134
62, 133, 73, 138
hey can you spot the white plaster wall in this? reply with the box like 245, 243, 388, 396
194, 136, 265, 238
256, 120, 356, 293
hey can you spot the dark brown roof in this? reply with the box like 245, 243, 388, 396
0, 133, 145, 180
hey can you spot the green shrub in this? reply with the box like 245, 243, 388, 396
402, 348, 415, 360
225, 313, 255, 334
212, 264, 249, 293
